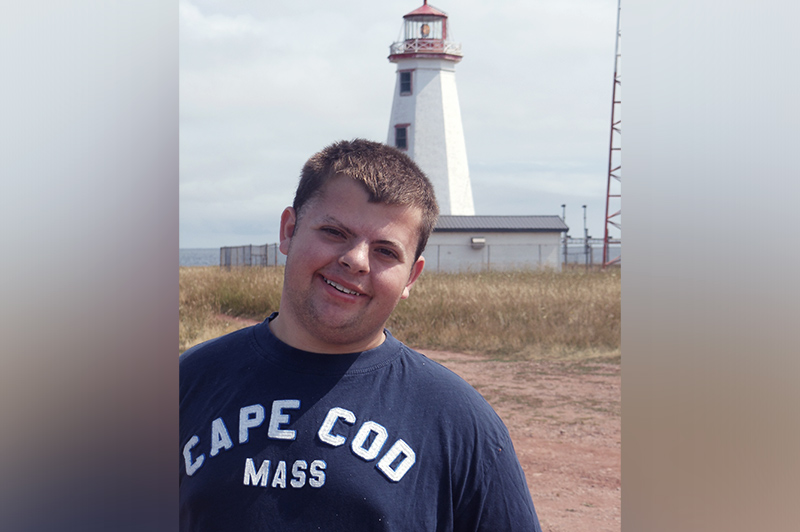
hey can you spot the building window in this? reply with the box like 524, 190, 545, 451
394, 125, 409, 150
399, 71, 412, 95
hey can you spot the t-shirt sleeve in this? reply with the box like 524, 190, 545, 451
453, 426, 543, 532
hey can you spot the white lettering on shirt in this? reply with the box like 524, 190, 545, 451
351, 421, 388, 461
239, 404, 265, 443
271, 460, 287, 488
185, 400, 415, 484
243, 458, 270, 487
377, 439, 416, 482
268, 400, 300, 440
309, 460, 326, 487
210, 417, 233, 457
318, 407, 356, 447
242, 458, 326, 489
183, 435, 205, 476
290, 460, 307, 488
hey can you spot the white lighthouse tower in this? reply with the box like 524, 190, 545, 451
387, 1, 475, 215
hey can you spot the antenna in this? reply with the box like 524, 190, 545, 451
603, 0, 622, 267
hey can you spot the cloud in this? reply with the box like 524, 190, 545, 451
179, 0, 266, 42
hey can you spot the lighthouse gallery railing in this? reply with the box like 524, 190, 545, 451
389, 39, 462, 56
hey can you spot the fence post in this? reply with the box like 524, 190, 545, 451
584, 237, 590, 270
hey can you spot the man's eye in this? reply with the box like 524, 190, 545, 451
322, 227, 344, 237
377, 248, 398, 259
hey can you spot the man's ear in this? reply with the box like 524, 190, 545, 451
401, 256, 425, 300
278, 207, 297, 256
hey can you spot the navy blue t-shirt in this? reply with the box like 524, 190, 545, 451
180, 315, 542, 531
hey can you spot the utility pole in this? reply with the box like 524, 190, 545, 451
561, 204, 567, 267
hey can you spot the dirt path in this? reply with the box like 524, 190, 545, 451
424, 350, 621, 532
215, 315, 621, 531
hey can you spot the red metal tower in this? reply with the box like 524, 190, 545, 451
603, 0, 622, 267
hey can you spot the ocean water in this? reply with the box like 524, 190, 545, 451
180, 248, 219, 267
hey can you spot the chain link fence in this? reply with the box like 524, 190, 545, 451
220, 244, 285, 268
563, 238, 621, 267
220, 239, 620, 270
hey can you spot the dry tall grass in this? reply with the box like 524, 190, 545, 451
390, 268, 620, 359
179, 266, 283, 352
179, 266, 620, 360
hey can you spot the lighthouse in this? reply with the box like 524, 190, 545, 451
387, 1, 475, 215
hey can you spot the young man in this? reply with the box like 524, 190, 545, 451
180, 139, 543, 531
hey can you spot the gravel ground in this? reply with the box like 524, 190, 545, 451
423, 349, 621, 532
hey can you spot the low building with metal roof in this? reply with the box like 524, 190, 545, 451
424, 215, 569, 272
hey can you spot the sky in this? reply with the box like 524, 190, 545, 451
180, 0, 620, 249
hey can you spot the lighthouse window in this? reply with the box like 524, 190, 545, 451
399, 71, 412, 95
395, 126, 408, 150
404, 19, 443, 41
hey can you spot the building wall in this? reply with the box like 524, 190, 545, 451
423, 231, 563, 272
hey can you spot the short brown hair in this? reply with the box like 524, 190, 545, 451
293, 139, 439, 260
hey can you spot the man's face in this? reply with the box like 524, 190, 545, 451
274, 174, 425, 353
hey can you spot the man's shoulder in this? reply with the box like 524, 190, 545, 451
394, 343, 507, 427
395, 344, 468, 384
179, 324, 259, 373
396, 343, 479, 391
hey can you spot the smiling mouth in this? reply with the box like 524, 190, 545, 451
323, 277, 363, 296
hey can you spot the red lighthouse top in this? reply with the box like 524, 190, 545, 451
389, 1, 462, 63
404, 0, 448, 20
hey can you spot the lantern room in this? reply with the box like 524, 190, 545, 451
389, 1, 462, 62
403, 2, 446, 41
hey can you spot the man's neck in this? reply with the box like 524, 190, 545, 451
268, 312, 386, 354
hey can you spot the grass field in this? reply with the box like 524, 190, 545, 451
179, 266, 620, 360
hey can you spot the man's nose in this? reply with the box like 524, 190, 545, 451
339, 241, 370, 273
